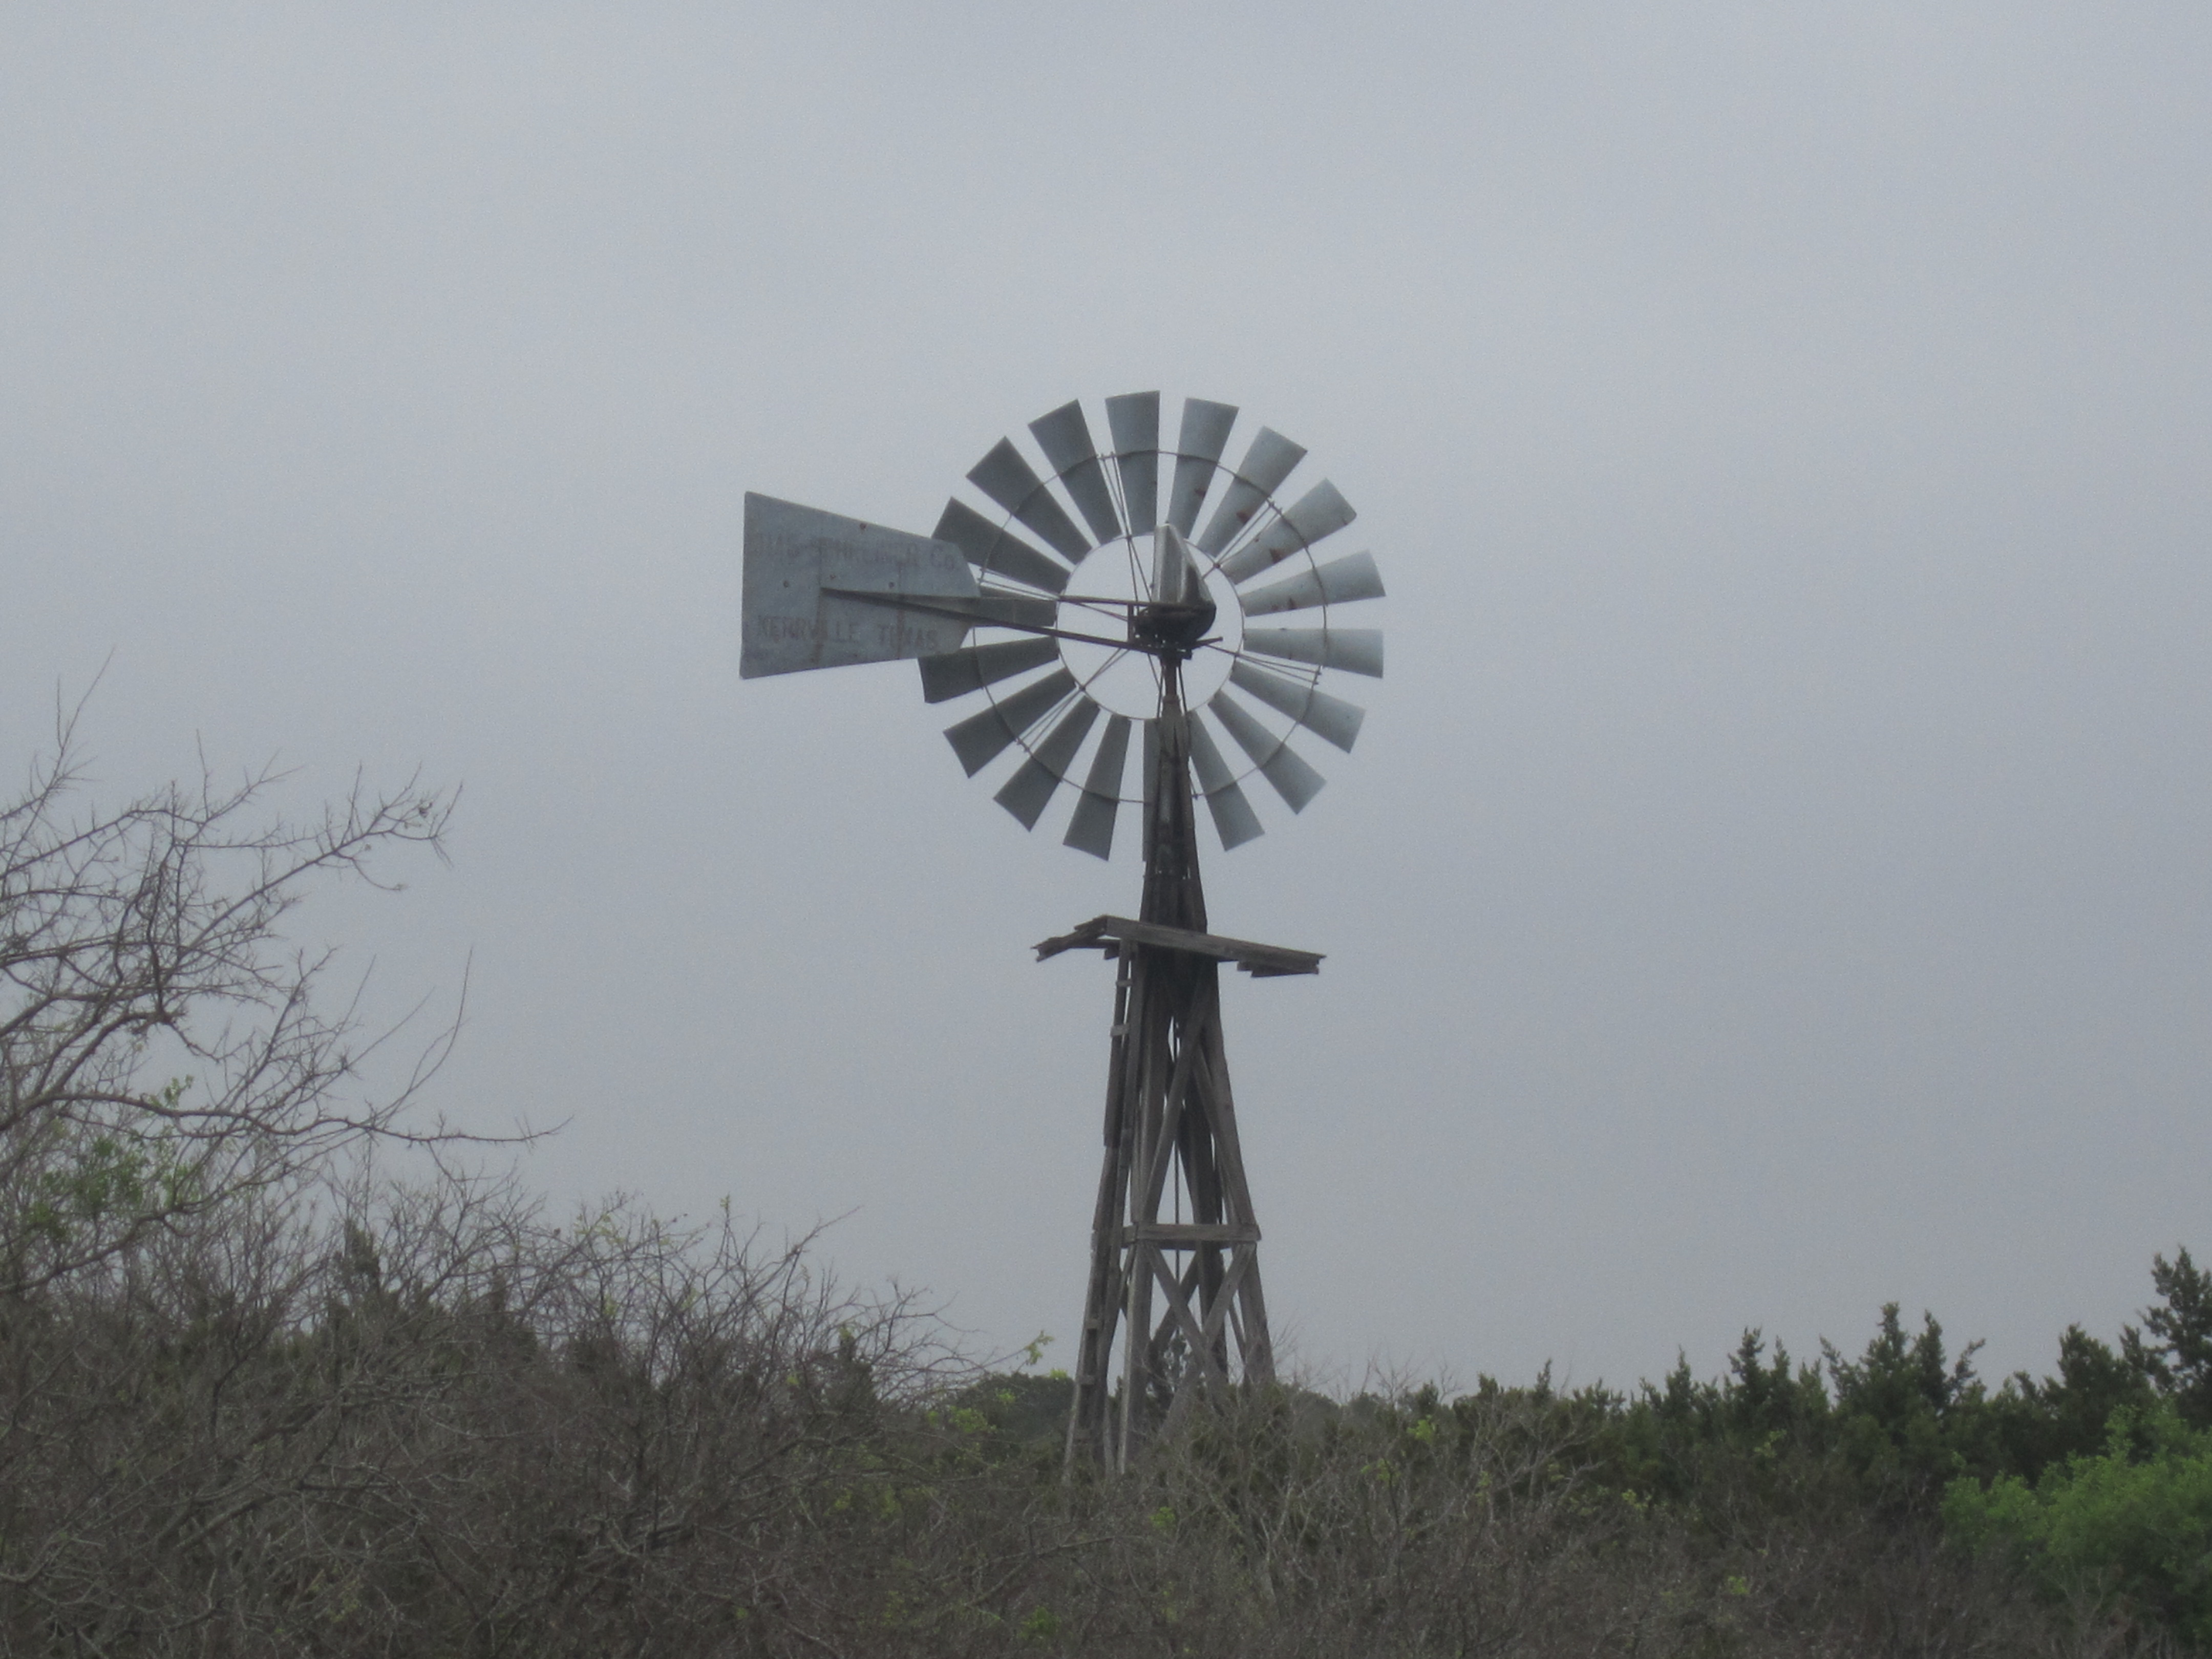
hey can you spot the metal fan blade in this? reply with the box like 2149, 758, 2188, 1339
1029, 401, 1124, 548
1186, 711, 1265, 848
1196, 427, 1306, 556
995, 694, 1102, 828
1239, 625, 1384, 678
1228, 658, 1366, 752
1216, 479, 1357, 583
1064, 714, 1132, 859
1209, 691, 1326, 813
918, 636, 1059, 704
1166, 398, 1237, 535
944, 666, 1077, 776
968, 438, 1091, 561
1238, 551, 1385, 617
933, 499, 1071, 594
1106, 392, 1160, 534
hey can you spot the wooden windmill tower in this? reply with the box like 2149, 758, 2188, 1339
741, 393, 1384, 1469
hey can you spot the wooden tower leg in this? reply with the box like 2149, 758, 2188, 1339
1065, 672, 1278, 1473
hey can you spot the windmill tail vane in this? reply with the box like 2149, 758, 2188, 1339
739, 393, 1386, 1468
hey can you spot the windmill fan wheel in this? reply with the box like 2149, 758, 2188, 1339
919, 392, 1386, 860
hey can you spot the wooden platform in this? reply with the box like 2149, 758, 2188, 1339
1034, 914, 1323, 978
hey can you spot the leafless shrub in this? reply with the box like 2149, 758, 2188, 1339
0, 1167, 968, 1656
0, 1169, 2154, 1659
1, 705, 458, 1297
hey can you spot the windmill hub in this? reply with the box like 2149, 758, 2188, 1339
1129, 583, 1219, 657
1054, 537, 1242, 720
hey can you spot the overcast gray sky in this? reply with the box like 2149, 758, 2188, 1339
5, 2, 2209, 1391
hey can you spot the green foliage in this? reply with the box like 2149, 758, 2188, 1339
948, 1368, 1074, 1458
13, 1088, 206, 1265
1825, 1304, 1994, 1501
2137, 1248, 2212, 1428
1018, 1605, 1060, 1643
1989, 1324, 2158, 1482
1946, 1404, 2212, 1643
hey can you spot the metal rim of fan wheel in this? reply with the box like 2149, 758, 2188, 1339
919, 392, 1386, 861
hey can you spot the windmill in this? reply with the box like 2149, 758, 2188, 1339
741, 393, 1384, 1469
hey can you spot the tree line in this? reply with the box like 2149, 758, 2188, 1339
4, 729, 2205, 1655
